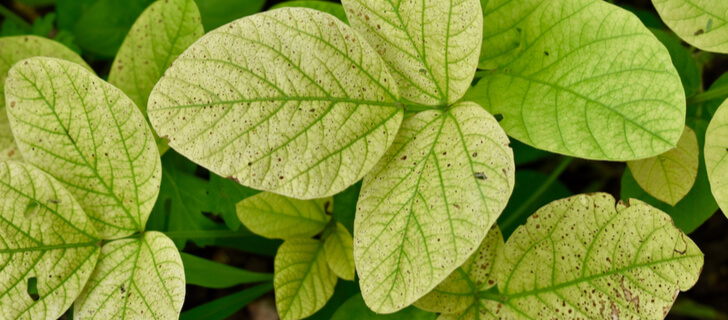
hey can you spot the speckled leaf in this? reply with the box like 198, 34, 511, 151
148, 8, 402, 200
354, 102, 514, 313
5, 57, 162, 239
74, 231, 185, 319
342, 0, 482, 106
652, 0, 728, 53
236, 192, 332, 240
274, 238, 337, 320
324, 222, 355, 281
470, 0, 685, 161
0, 161, 100, 319
0, 35, 91, 161
705, 99, 728, 219
627, 126, 698, 206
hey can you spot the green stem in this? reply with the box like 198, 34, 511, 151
0, 4, 32, 30
163, 229, 254, 240
499, 157, 573, 232
687, 83, 728, 105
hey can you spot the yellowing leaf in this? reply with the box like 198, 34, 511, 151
74, 231, 185, 319
5, 57, 162, 239
0, 35, 92, 161
652, 0, 728, 53
0, 161, 100, 319
471, 0, 685, 161
705, 99, 728, 219
354, 102, 514, 313
324, 222, 355, 281
342, 0, 482, 106
236, 192, 332, 239
148, 8, 403, 200
274, 238, 337, 320
627, 126, 699, 206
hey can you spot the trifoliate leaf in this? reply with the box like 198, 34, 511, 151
342, 0, 482, 106
705, 99, 728, 219
355, 102, 514, 313
479, 0, 543, 69
627, 126, 699, 206
236, 192, 332, 240
270, 1, 348, 24
148, 8, 403, 200
74, 231, 185, 319
470, 0, 685, 161
0, 35, 91, 161
652, 0, 728, 54
274, 238, 337, 320
0, 161, 100, 319
5, 57, 161, 239
324, 222, 355, 281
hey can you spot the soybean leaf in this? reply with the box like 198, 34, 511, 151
5, 57, 161, 239
72, 0, 155, 56
179, 282, 273, 320
237, 192, 332, 240
332, 180, 360, 234
470, 0, 686, 161
0, 35, 91, 162
274, 238, 337, 320
705, 99, 728, 219
207, 173, 259, 231
478, 0, 544, 69
355, 102, 514, 313
652, 0, 728, 53
332, 293, 437, 320
74, 231, 185, 319
271, 1, 348, 23
342, 0, 482, 106
148, 8, 403, 199
650, 28, 701, 97
180, 252, 272, 288
704, 71, 728, 116
195, 0, 265, 32
56, 0, 96, 31
323, 222, 355, 280
0, 162, 100, 319
306, 280, 360, 320
627, 126, 699, 206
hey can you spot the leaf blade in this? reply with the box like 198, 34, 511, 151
652, 0, 728, 53
324, 222, 356, 281
705, 99, 728, 219
236, 192, 332, 240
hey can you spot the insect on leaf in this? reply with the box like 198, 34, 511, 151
652, 0, 728, 54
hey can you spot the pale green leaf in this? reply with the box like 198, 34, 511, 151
74, 231, 185, 319
147, 7, 403, 200
323, 222, 355, 281
5, 57, 162, 239
355, 102, 514, 313
705, 99, 728, 219
652, 0, 728, 53
270, 1, 348, 24
0, 161, 100, 319
0, 35, 91, 161
478, 0, 543, 69
627, 126, 699, 206
236, 192, 332, 240
342, 0, 482, 106
274, 238, 337, 320
470, 0, 685, 161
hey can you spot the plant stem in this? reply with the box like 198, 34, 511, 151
0, 4, 32, 30
499, 157, 573, 232
163, 229, 254, 240
687, 83, 728, 105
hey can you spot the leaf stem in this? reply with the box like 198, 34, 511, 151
687, 83, 728, 105
498, 157, 573, 232
0, 4, 32, 30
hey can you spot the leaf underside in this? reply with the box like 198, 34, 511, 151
236, 191, 332, 240
705, 99, 728, 219
652, 0, 728, 53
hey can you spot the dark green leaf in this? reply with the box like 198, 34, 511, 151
650, 28, 701, 97
71, 0, 154, 56
196, 0, 265, 31
331, 294, 437, 320
207, 173, 259, 230
179, 283, 273, 320
181, 253, 272, 288
332, 180, 361, 234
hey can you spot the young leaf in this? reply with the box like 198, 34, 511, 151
179, 282, 273, 320
180, 252, 272, 288
705, 99, 728, 219
0, 35, 91, 161
332, 293, 437, 320
274, 238, 337, 320
342, 0, 482, 106
270, 1, 348, 23
0, 162, 100, 320
355, 102, 514, 313
652, 0, 728, 53
627, 126, 699, 206
470, 0, 686, 161
236, 192, 332, 240
323, 222, 356, 281
148, 8, 403, 200
5, 57, 162, 239
74, 231, 185, 319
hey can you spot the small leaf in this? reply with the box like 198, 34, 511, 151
236, 192, 332, 240
148, 8, 403, 199
179, 282, 273, 320
355, 102, 514, 313
0, 162, 100, 319
627, 126, 699, 206
705, 99, 728, 219
652, 0, 728, 53
324, 222, 356, 280
332, 293, 437, 320
342, 0, 482, 106
180, 252, 272, 288
271, 1, 348, 23
5, 57, 162, 239
0, 35, 91, 161
275, 238, 337, 320
470, 0, 686, 161
74, 231, 185, 319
